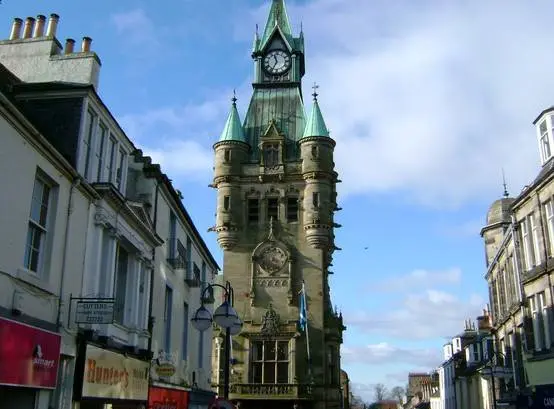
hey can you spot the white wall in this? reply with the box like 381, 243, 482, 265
149, 185, 217, 391
0, 38, 100, 88
0, 97, 92, 409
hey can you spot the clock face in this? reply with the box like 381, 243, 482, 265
263, 50, 291, 75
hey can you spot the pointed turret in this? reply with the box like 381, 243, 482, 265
260, 0, 293, 49
302, 86, 330, 139
219, 94, 247, 143
213, 94, 250, 250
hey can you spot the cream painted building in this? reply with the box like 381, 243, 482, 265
131, 151, 220, 409
480, 105, 554, 406
0, 13, 219, 409
0, 62, 97, 409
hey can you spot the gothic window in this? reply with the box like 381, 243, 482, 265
223, 195, 230, 211
263, 144, 280, 168
311, 145, 319, 159
286, 197, 298, 222
250, 339, 289, 384
327, 346, 338, 385
267, 198, 279, 220
248, 198, 260, 223
224, 149, 231, 163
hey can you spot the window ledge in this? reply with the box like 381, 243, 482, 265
15, 268, 56, 296
526, 349, 554, 361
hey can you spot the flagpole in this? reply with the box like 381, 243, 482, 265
302, 281, 313, 382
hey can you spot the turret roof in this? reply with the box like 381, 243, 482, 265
302, 89, 330, 139
219, 96, 247, 143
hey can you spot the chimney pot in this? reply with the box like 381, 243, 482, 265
22, 17, 35, 39
9, 18, 23, 40
46, 14, 60, 37
81, 36, 92, 53
65, 38, 75, 54
33, 15, 46, 38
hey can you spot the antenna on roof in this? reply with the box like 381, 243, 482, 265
502, 168, 509, 198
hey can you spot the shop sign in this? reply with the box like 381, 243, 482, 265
0, 317, 61, 389
74, 299, 114, 324
149, 386, 189, 409
153, 351, 177, 378
82, 344, 150, 401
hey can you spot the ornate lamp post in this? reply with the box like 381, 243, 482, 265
191, 281, 243, 400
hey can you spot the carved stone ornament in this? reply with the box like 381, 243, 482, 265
258, 246, 287, 275
261, 304, 280, 337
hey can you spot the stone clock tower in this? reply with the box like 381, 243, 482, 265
210, 1, 345, 408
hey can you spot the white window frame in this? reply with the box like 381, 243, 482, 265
521, 217, 536, 270
81, 108, 97, 180
539, 119, 552, 163
530, 213, 542, 265
529, 292, 550, 351
545, 201, 554, 256
95, 121, 108, 182
24, 174, 54, 277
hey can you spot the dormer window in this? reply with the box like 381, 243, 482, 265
540, 120, 552, 163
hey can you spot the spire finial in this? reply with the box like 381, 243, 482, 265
232, 89, 237, 105
502, 168, 509, 198
312, 82, 319, 101
300, 21, 304, 34
256, 23, 259, 35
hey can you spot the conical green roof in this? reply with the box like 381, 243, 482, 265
219, 97, 247, 143
260, 0, 293, 49
302, 93, 330, 139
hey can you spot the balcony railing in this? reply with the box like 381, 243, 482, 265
185, 264, 201, 287
167, 238, 187, 270
228, 383, 314, 399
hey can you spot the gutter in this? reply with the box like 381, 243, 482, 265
56, 177, 81, 330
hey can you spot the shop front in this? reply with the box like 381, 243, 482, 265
0, 316, 61, 409
73, 343, 150, 409
149, 385, 189, 409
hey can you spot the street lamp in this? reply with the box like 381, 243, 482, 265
191, 281, 241, 400
481, 348, 511, 409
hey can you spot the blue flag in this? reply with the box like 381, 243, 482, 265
299, 282, 307, 331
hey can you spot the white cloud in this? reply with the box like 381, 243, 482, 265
110, 9, 159, 49
239, 0, 552, 207
372, 267, 461, 292
346, 289, 484, 339
343, 342, 441, 368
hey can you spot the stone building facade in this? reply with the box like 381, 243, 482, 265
210, 1, 345, 408
480, 106, 554, 406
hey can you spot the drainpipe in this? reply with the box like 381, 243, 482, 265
147, 179, 161, 356
56, 177, 81, 330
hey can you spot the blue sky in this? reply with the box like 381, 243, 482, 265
4, 0, 554, 402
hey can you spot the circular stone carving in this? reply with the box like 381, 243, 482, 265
258, 246, 287, 275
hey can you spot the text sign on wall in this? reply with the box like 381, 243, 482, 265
82, 344, 149, 401
75, 301, 114, 324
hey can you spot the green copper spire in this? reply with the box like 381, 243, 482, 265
302, 83, 330, 139
260, 0, 293, 49
219, 93, 247, 143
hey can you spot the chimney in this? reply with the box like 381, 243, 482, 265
477, 309, 492, 331
33, 15, 46, 38
65, 38, 75, 54
81, 36, 92, 52
46, 14, 59, 37
9, 18, 23, 40
22, 17, 35, 39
